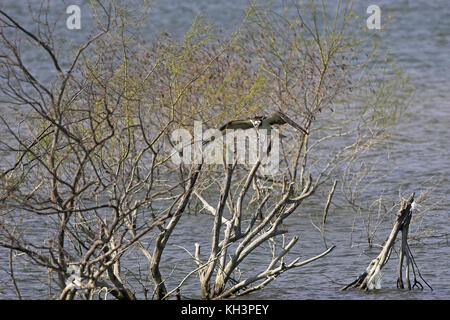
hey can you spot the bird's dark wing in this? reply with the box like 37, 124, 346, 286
267, 111, 308, 134
219, 120, 255, 131
265, 112, 286, 125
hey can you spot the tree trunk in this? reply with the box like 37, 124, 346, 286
342, 193, 416, 291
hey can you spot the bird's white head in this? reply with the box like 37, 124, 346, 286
250, 119, 262, 128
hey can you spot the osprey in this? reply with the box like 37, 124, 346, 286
219, 111, 308, 134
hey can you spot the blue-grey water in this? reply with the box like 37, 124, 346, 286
0, 0, 448, 299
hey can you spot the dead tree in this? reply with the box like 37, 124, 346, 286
342, 193, 432, 291
191, 157, 336, 299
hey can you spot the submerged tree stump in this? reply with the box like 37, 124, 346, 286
342, 193, 432, 291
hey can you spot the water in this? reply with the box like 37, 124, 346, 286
0, 0, 448, 299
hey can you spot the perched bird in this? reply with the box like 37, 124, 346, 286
218, 111, 308, 134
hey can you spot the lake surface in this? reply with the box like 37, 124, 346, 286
0, 0, 448, 299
